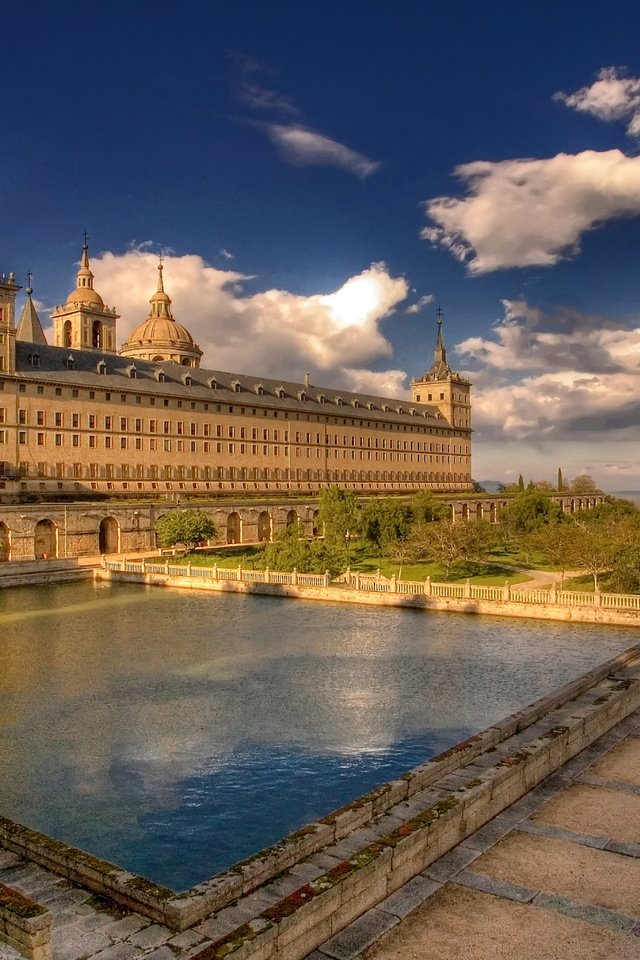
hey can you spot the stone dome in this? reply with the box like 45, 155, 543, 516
123, 316, 196, 347
65, 286, 104, 308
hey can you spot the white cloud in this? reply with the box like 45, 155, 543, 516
89, 251, 409, 395
265, 124, 381, 178
423, 149, 640, 273
555, 67, 640, 137
229, 50, 302, 117
456, 300, 640, 442
405, 294, 434, 314
218, 248, 234, 261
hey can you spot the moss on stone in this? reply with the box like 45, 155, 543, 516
0, 885, 47, 919
123, 875, 175, 901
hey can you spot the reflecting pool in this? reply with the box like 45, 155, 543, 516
0, 579, 635, 890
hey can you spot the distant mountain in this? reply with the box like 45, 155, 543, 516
478, 480, 504, 493
608, 490, 640, 505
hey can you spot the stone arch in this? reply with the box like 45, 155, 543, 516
312, 510, 321, 537
489, 502, 497, 523
92, 320, 103, 349
0, 522, 10, 562
99, 516, 120, 554
286, 509, 298, 527
461, 503, 470, 521
476, 502, 483, 519
227, 512, 241, 544
63, 320, 72, 348
34, 519, 57, 559
258, 511, 272, 542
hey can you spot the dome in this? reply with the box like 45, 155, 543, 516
65, 286, 105, 308
123, 316, 195, 347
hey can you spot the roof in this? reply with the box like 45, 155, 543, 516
8, 341, 459, 429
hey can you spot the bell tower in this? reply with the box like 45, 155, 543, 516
411, 309, 472, 430
51, 237, 119, 353
0, 271, 20, 375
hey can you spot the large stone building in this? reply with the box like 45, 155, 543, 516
0, 243, 472, 503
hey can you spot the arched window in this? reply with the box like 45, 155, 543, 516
92, 321, 103, 349
63, 320, 72, 348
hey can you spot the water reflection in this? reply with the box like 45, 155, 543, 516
0, 580, 635, 890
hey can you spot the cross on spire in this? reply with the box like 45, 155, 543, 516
83, 231, 90, 248
25, 270, 33, 294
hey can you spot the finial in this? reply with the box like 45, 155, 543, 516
26, 270, 33, 296
157, 255, 165, 291
436, 305, 444, 326
83, 230, 90, 249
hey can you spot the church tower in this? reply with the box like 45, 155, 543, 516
119, 259, 203, 367
411, 310, 471, 430
0, 271, 20, 374
51, 238, 118, 353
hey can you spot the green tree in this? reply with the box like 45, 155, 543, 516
412, 518, 495, 579
526, 521, 572, 586
563, 521, 615, 590
261, 523, 345, 576
557, 467, 564, 491
499, 490, 562, 536
518, 474, 525, 491
611, 544, 640, 594
361, 499, 413, 553
410, 490, 449, 524
155, 510, 218, 554
317, 487, 360, 561
571, 474, 600, 494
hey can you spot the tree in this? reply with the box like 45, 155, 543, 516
412, 518, 495, 579
527, 521, 572, 586
410, 490, 449, 524
557, 467, 564, 492
499, 490, 562, 536
317, 487, 360, 561
571, 474, 600, 495
611, 544, 640, 594
518, 474, 525, 492
563, 521, 615, 590
261, 523, 344, 576
155, 510, 218, 554
361, 499, 413, 553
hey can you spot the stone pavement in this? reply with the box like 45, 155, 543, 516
307, 706, 640, 960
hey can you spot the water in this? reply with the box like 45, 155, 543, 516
0, 580, 636, 891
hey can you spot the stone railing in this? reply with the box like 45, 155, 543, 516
103, 559, 640, 613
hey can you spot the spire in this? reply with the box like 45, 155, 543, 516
74, 233, 98, 295
428, 306, 451, 379
17, 272, 48, 345
434, 306, 446, 365
148, 256, 174, 320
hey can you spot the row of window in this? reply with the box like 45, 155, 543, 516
0, 387, 468, 437
17, 461, 471, 483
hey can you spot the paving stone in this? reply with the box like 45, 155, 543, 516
91, 943, 143, 960
533, 892, 638, 933
422, 842, 481, 882
194, 914, 239, 941
308, 852, 344, 872
604, 839, 640, 858
454, 870, 538, 903
127, 924, 172, 950
51, 924, 114, 960
167, 930, 205, 950
517, 819, 609, 849
319, 907, 399, 959
0, 851, 21, 870
139, 947, 175, 960
108, 915, 150, 940
378, 875, 441, 918
288, 861, 326, 881
262, 873, 304, 897
462, 816, 515, 851
578, 772, 640, 795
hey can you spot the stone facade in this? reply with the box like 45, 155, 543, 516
0, 249, 472, 502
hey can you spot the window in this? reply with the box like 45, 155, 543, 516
120, 417, 127, 431
89, 436, 96, 448
72, 413, 80, 428
89, 415, 96, 429
163, 420, 170, 433
55, 434, 62, 446
149, 419, 157, 432
105, 436, 112, 448
164, 439, 171, 451
18, 431, 26, 444
105, 416, 113, 430
120, 437, 127, 449
36, 411, 45, 425
135, 437, 143, 450
37, 433, 45, 445
18, 410, 26, 424
72, 435, 80, 447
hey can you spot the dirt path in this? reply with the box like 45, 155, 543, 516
501, 565, 588, 592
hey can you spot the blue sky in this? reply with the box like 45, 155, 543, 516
4, 0, 640, 489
